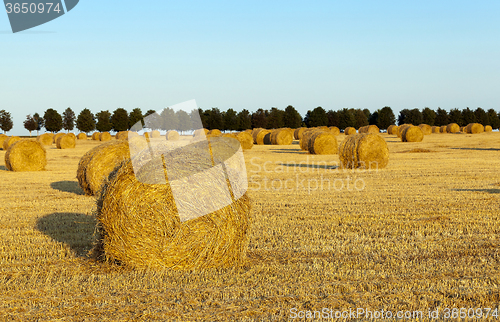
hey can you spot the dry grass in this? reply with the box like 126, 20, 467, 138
0, 134, 500, 320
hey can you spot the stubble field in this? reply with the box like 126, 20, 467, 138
0, 132, 499, 321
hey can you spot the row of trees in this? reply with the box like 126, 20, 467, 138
2, 106, 500, 135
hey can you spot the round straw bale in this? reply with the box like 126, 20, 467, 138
294, 127, 307, 140
93, 155, 251, 270
358, 126, 367, 133
256, 129, 270, 145
77, 133, 87, 140
364, 125, 379, 133
282, 128, 295, 139
0, 134, 8, 149
92, 132, 100, 140
193, 129, 208, 138
207, 129, 222, 137
446, 123, 460, 133
47, 133, 54, 138
166, 130, 180, 141
397, 124, 413, 138
344, 127, 356, 135
53, 133, 65, 143
115, 131, 125, 140
418, 124, 432, 135
329, 126, 340, 135
5, 139, 46, 171
300, 130, 321, 150
251, 128, 263, 143
439, 125, 447, 133
100, 132, 112, 141
67, 133, 76, 140
431, 126, 440, 133
339, 133, 389, 169
222, 133, 238, 139
270, 129, 293, 145
77, 141, 130, 196
387, 125, 399, 135
485, 125, 493, 132
3, 136, 21, 151
37, 133, 53, 146
236, 132, 253, 150
151, 130, 161, 138
466, 123, 484, 134
308, 132, 338, 155
402, 126, 424, 142
56, 134, 76, 149
244, 129, 252, 133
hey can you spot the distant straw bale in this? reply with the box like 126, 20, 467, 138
67, 133, 76, 140
77, 133, 87, 140
251, 128, 264, 143
339, 133, 389, 169
256, 129, 270, 145
100, 132, 112, 141
236, 132, 254, 150
53, 133, 65, 143
485, 125, 492, 132
431, 126, 440, 133
397, 124, 413, 138
222, 133, 238, 139
387, 125, 399, 135
308, 132, 338, 155
344, 127, 356, 135
5, 139, 46, 171
402, 126, 424, 142
151, 130, 161, 138
207, 129, 222, 137
193, 129, 209, 138
418, 124, 432, 135
300, 130, 321, 150
3, 136, 21, 150
439, 126, 447, 133
294, 127, 307, 140
0, 134, 8, 149
329, 126, 340, 135
446, 123, 460, 133
92, 132, 100, 140
37, 133, 53, 146
166, 130, 180, 141
359, 125, 379, 134
466, 123, 484, 134
270, 129, 293, 145
56, 134, 76, 149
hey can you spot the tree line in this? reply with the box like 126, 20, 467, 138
0, 106, 499, 135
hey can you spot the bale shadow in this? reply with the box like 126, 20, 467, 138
280, 163, 338, 170
36, 212, 97, 257
450, 147, 500, 151
50, 180, 84, 195
452, 188, 500, 194
0, 165, 7, 171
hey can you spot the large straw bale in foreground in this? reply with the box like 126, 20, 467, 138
270, 129, 293, 145
56, 134, 76, 149
339, 134, 389, 169
77, 141, 130, 196
402, 126, 424, 142
166, 130, 180, 141
466, 123, 484, 134
446, 123, 460, 133
93, 153, 251, 270
308, 132, 338, 155
344, 127, 356, 135
236, 132, 254, 150
37, 133, 53, 146
3, 136, 21, 150
418, 124, 432, 135
5, 140, 46, 171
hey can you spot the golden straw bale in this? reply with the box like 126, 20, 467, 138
308, 132, 338, 155
270, 129, 293, 145
47, 133, 54, 138
402, 126, 424, 142
358, 126, 367, 133
5, 140, 46, 171
92, 132, 100, 140
151, 130, 161, 138
397, 124, 413, 138
37, 133, 53, 146
344, 127, 356, 135
207, 129, 222, 137
244, 129, 252, 134
166, 130, 180, 141
387, 125, 399, 135
431, 126, 440, 133
77, 141, 130, 196
3, 136, 21, 150
251, 128, 264, 143
446, 123, 460, 133
300, 130, 321, 150
115, 131, 125, 140
256, 129, 270, 145
193, 129, 208, 138
439, 126, 447, 133
418, 124, 432, 135
56, 134, 76, 149
67, 133, 76, 140
329, 126, 340, 136
485, 125, 492, 132
466, 123, 484, 134
0, 134, 8, 149
294, 127, 306, 140
339, 133, 389, 169
222, 133, 238, 139
236, 132, 254, 150
367, 125, 379, 133
282, 128, 295, 139
53, 133, 65, 143
100, 132, 112, 141
77, 133, 87, 140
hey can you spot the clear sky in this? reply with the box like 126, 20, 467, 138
1, 1, 499, 135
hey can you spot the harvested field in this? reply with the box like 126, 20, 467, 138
0, 133, 500, 320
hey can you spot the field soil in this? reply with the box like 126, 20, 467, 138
0, 133, 499, 320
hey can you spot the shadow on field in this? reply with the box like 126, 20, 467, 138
450, 147, 500, 151
453, 188, 500, 194
36, 212, 97, 257
270, 149, 304, 154
50, 180, 84, 195
279, 163, 338, 170
0, 166, 7, 171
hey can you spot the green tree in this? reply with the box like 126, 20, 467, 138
337, 108, 356, 129
251, 109, 267, 129
96, 110, 112, 132
305, 106, 328, 127
44, 108, 63, 132
128, 108, 144, 130
266, 107, 285, 129
487, 109, 500, 129
111, 108, 129, 132
33, 113, 44, 135
448, 108, 463, 126
0, 110, 13, 133
475, 107, 488, 125
369, 111, 379, 126
434, 108, 449, 126
422, 107, 436, 126
327, 110, 339, 127
237, 109, 252, 130
283, 105, 302, 128
207, 108, 223, 130
407, 108, 423, 125
144, 109, 156, 117
76, 108, 96, 134
354, 109, 369, 128
23, 114, 37, 136
159, 108, 178, 130
62, 107, 75, 132
397, 109, 410, 125
377, 106, 395, 129
176, 110, 191, 133
363, 109, 371, 120
191, 109, 205, 130
461, 107, 476, 125
223, 108, 239, 131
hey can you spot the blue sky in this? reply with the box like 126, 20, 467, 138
1, 1, 499, 135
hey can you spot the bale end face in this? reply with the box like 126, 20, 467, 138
100, 132, 112, 141
3, 136, 21, 151
308, 132, 338, 155
402, 126, 424, 142
56, 134, 76, 149
339, 133, 389, 170
37, 133, 53, 146
5, 140, 47, 171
